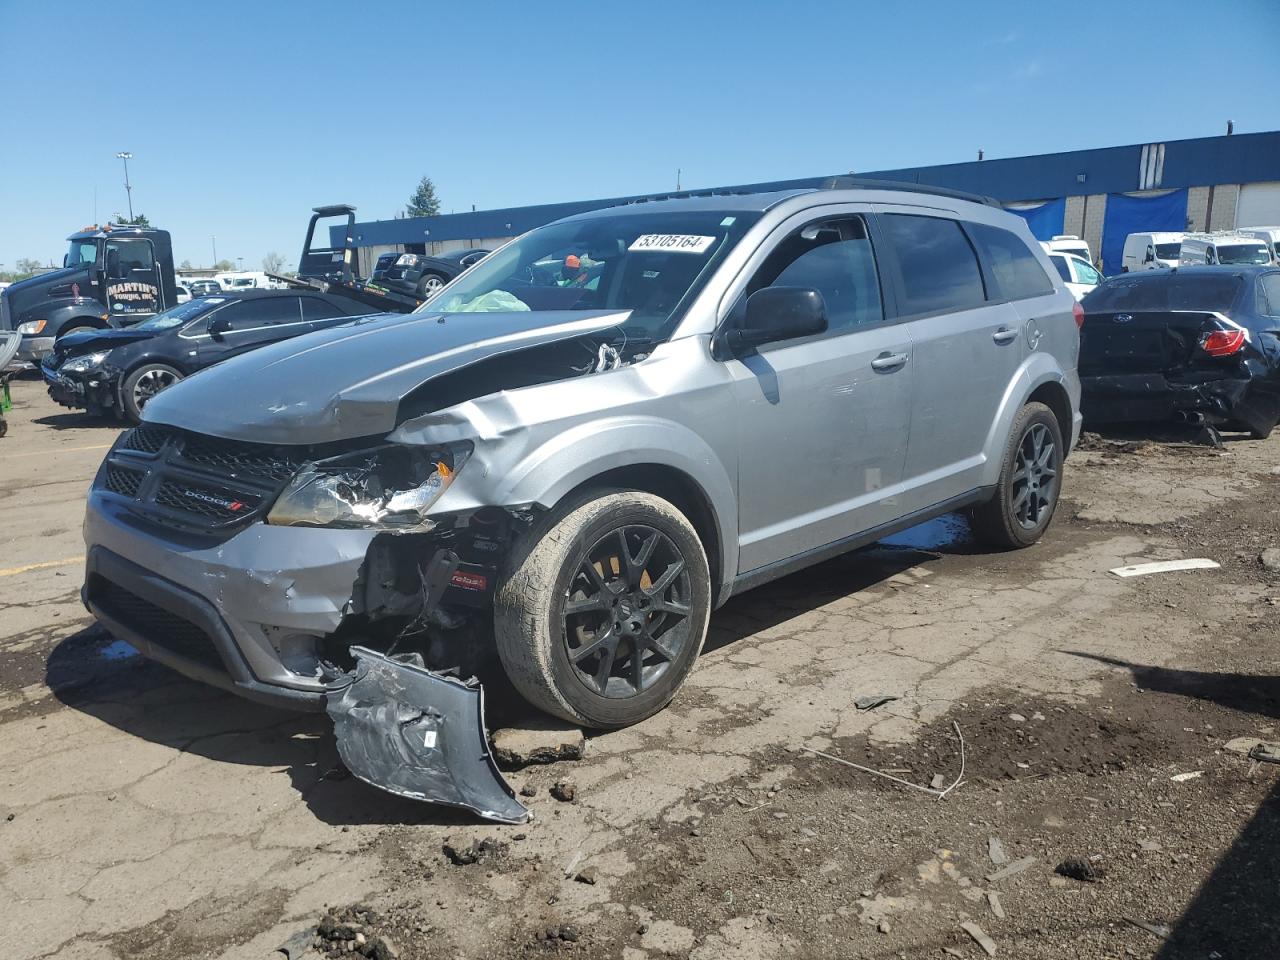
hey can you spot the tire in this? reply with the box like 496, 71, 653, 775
416, 272, 447, 299
120, 363, 183, 423
55, 322, 98, 341
969, 402, 1064, 550
494, 489, 712, 729
1247, 419, 1275, 441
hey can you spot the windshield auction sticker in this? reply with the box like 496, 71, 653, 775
629, 234, 716, 254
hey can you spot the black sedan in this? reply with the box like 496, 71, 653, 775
378, 248, 490, 299
42, 290, 373, 422
1079, 266, 1280, 439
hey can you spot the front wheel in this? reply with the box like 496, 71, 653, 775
970, 402, 1064, 549
120, 363, 183, 423
494, 490, 712, 729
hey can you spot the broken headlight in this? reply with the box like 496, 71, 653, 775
266, 442, 471, 531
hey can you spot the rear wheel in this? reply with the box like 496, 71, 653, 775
416, 272, 447, 299
970, 402, 1064, 549
1248, 419, 1275, 441
494, 489, 712, 728
120, 363, 183, 423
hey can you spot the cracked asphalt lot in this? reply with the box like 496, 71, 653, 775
2, 380, 1278, 960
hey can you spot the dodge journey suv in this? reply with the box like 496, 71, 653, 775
83, 181, 1081, 738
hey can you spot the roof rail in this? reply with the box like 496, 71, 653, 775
622, 189, 757, 206
820, 176, 1001, 208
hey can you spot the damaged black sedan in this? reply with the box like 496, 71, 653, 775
1079, 266, 1280, 439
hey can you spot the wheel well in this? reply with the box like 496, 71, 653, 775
1028, 382, 1073, 457
561, 464, 724, 604
57, 317, 106, 335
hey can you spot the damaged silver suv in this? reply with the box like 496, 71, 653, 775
83, 181, 1080, 815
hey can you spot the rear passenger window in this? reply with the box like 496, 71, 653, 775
881, 214, 986, 315
745, 216, 884, 331
1260, 275, 1280, 318
968, 223, 1055, 300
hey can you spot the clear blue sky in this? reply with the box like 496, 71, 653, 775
3, 0, 1278, 271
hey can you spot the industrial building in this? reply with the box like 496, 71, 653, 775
346, 130, 1280, 276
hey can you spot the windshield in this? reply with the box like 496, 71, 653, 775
65, 239, 98, 268
1216, 243, 1270, 265
418, 210, 763, 339
134, 298, 223, 332
1083, 274, 1241, 313
1154, 243, 1181, 260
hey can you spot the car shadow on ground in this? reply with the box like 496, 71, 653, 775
31, 411, 120, 431
43, 525, 962, 828
1066, 651, 1280, 955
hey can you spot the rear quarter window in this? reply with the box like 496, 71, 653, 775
880, 214, 986, 316
968, 223, 1055, 300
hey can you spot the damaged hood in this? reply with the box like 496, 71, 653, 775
141, 308, 629, 444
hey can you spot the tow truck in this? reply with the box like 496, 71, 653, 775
0, 223, 179, 365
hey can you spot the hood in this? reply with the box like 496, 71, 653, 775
2, 265, 93, 325
142, 308, 629, 444
53, 327, 153, 360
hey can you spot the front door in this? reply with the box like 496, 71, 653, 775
105, 238, 162, 322
727, 213, 914, 574
196, 296, 305, 365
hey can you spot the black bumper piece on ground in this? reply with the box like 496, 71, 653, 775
326, 646, 530, 824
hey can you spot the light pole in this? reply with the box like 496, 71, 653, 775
115, 152, 134, 221
211, 236, 217, 268
236, 257, 244, 273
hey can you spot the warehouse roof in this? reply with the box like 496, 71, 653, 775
348, 130, 1280, 248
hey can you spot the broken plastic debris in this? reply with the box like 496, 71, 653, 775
1170, 770, 1203, 782
960, 921, 998, 956
326, 646, 529, 824
854, 694, 899, 711
1108, 558, 1220, 578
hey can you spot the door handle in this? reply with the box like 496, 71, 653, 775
870, 352, 908, 371
992, 327, 1019, 344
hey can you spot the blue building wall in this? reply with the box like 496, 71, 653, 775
346, 131, 1280, 249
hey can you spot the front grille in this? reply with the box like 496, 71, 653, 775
118, 423, 171, 455
90, 576, 227, 674
177, 432, 303, 484
155, 478, 263, 522
95, 426, 304, 535
104, 465, 145, 498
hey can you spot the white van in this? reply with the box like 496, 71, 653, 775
1179, 232, 1271, 267
1237, 227, 1280, 264
1042, 234, 1092, 263
1122, 232, 1183, 272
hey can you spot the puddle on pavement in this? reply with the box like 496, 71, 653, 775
97, 638, 139, 661
879, 512, 972, 551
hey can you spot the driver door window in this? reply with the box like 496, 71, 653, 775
743, 217, 884, 333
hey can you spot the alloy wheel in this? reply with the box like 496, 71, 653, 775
1010, 422, 1057, 529
561, 524, 694, 699
132, 368, 179, 410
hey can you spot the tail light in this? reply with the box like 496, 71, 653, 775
1200, 329, 1246, 357
1072, 301, 1084, 329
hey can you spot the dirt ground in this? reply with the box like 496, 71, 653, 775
2, 376, 1278, 960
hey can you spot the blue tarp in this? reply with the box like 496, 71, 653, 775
1005, 198, 1066, 241
1101, 189, 1188, 275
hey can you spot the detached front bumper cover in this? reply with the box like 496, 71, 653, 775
326, 646, 530, 824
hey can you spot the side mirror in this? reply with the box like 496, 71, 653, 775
724, 287, 827, 354
208, 315, 231, 340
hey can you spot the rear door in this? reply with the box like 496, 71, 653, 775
725, 209, 913, 572
876, 210, 1025, 506
299, 296, 357, 333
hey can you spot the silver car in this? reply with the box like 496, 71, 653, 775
83, 181, 1081, 734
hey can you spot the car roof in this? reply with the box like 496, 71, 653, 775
1115, 265, 1274, 281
